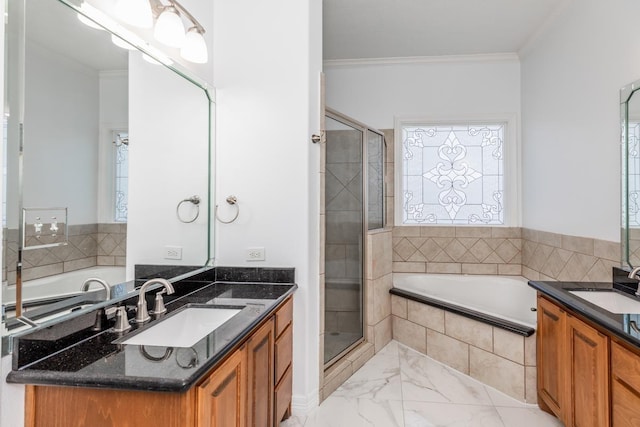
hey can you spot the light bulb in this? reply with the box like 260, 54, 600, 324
115, 0, 153, 29
180, 27, 208, 64
111, 34, 135, 50
154, 6, 185, 48
77, 2, 104, 30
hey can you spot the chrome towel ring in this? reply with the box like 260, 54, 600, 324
176, 195, 201, 223
215, 195, 239, 224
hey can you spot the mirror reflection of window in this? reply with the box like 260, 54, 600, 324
114, 131, 128, 223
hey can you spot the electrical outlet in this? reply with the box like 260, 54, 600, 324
164, 246, 183, 260
246, 247, 265, 261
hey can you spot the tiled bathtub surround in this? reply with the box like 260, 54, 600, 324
3, 223, 127, 285
391, 295, 537, 403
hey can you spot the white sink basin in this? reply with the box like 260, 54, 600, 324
121, 307, 241, 347
569, 291, 640, 314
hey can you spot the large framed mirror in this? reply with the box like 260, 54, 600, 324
622, 79, 640, 268
2, 0, 214, 338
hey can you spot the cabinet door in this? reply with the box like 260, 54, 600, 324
197, 345, 247, 427
611, 341, 640, 427
537, 296, 565, 417
247, 318, 274, 427
565, 315, 609, 427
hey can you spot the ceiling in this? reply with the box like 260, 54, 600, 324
323, 0, 564, 61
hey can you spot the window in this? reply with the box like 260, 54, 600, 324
397, 117, 517, 226
113, 131, 128, 222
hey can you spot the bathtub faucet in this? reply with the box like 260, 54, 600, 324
627, 267, 640, 297
81, 278, 111, 301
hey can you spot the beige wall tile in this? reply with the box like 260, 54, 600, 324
394, 238, 419, 261
455, 227, 492, 238
391, 295, 408, 319
470, 347, 525, 402
493, 328, 524, 364
64, 257, 97, 273
420, 226, 455, 237
373, 316, 392, 353
97, 255, 115, 266
427, 329, 470, 374
322, 359, 354, 401
492, 227, 521, 238
445, 312, 493, 351
22, 263, 64, 281
525, 366, 538, 404
370, 230, 393, 279
522, 228, 539, 243
393, 262, 426, 273
538, 231, 562, 248
562, 234, 594, 256
408, 300, 445, 333
557, 253, 598, 282
593, 239, 620, 262
521, 266, 540, 280
371, 273, 393, 324
426, 262, 461, 274
392, 315, 427, 354
498, 264, 521, 275
393, 226, 422, 237
461, 263, 497, 275
524, 334, 536, 367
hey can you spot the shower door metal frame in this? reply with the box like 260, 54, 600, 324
323, 107, 386, 369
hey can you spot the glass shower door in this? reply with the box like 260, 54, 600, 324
324, 115, 364, 365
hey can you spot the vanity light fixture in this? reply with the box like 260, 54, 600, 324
116, 0, 208, 64
111, 34, 136, 50
115, 0, 154, 29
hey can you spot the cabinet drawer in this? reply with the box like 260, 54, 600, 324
274, 365, 292, 424
275, 297, 293, 338
612, 341, 640, 392
275, 324, 292, 382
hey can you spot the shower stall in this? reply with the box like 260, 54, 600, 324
324, 108, 385, 367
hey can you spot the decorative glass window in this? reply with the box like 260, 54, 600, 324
400, 122, 505, 225
628, 122, 640, 227
114, 131, 128, 222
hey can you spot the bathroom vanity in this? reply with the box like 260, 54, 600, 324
530, 276, 640, 427
7, 268, 296, 427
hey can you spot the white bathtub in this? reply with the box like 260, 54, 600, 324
3, 266, 127, 305
393, 273, 537, 330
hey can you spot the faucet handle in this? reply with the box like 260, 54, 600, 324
152, 290, 168, 315
113, 307, 131, 333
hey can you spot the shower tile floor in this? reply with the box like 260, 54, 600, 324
280, 340, 563, 427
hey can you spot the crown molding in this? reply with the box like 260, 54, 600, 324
323, 52, 520, 68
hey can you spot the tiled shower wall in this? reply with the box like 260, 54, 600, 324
3, 223, 127, 285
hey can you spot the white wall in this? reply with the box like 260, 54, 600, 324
213, 0, 322, 413
520, 0, 640, 242
126, 53, 210, 277
22, 41, 99, 225
324, 56, 521, 130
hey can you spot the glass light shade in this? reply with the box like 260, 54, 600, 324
142, 53, 173, 66
77, 2, 104, 30
111, 34, 135, 50
115, 0, 153, 29
154, 7, 185, 48
180, 28, 208, 64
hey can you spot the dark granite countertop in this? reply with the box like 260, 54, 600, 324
6, 267, 296, 392
529, 274, 640, 349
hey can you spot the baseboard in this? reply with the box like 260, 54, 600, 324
291, 390, 320, 416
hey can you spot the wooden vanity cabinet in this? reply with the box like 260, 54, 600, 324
611, 340, 640, 427
24, 296, 293, 427
537, 295, 610, 427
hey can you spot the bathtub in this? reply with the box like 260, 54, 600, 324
390, 273, 539, 403
392, 273, 537, 334
3, 266, 127, 306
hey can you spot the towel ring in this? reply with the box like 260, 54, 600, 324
176, 195, 201, 223
215, 195, 239, 224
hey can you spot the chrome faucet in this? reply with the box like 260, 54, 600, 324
81, 278, 111, 301
627, 267, 640, 296
135, 278, 175, 323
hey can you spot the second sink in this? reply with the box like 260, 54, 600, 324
569, 290, 640, 314
121, 306, 242, 347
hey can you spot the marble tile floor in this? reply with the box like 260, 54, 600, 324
280, 340, 562, 427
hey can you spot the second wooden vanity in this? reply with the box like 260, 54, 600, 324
533, 279, 640, 427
